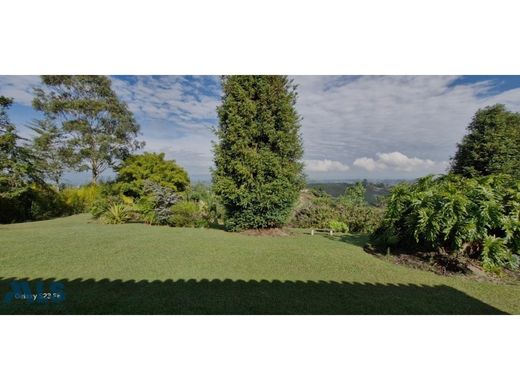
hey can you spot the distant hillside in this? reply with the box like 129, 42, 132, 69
307, 181, 392, 204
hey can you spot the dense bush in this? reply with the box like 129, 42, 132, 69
372, 174, 520, 269
186, 183, 225, 225
291, 196, 337, 229
115, 152, 189, 197
169, 201, 207, 228
0, 185, 69, 223
61, 185, 101, 214
329, 220, 348, 233
134, 180, 180, 225
290, 192, 384, 234
336, 202, 385, 234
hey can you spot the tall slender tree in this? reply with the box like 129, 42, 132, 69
212, 76, 304, 231
33, 76, 143, 184
28, 118, 67, 189
1, 96, 42, 195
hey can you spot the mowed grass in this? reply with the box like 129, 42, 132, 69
1, 214, 519, 314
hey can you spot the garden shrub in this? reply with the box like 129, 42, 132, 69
90, 194, 121, 219
336, 202, 385, 234
87, 182, 126, 218
291, 193, 384, 234
137, 180, 180, 225
372, 174, 520, 270
329, 220, 348, 233
62, 184, 101, 214
100, 203, 131, 224
186, 183, 225, 225
169, 201, 207, 228
291, 196, 337, 229
0, 185, 69, 223
114, 152, 190, 197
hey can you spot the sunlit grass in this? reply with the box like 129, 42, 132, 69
1, 214, 518, 314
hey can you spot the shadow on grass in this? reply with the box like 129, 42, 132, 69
299, 230, 369, 247
0, 277, 506, 314
322, 233, 370, 248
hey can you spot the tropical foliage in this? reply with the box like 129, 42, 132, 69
373, 174, 520, 269
100, 203, 132, 224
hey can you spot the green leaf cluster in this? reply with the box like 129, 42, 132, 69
374, 174, 520, 269
115, 152, 189, 197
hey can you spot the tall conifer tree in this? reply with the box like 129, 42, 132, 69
212, 76, 304, 231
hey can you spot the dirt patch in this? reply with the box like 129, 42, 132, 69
240, 228, 292, 237
364, 245, 520, 284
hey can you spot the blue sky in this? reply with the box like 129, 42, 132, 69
1, 75, 520, 184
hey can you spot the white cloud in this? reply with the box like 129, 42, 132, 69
352, 157, 385, 172
111, 76, 220, 133
293, 75, 520, 178
4, 75, 520, 180
305, 159, 350, 172
142, 134, 215, 176
0, 75, 40, 105
353, 151, 442, 172
110, 76, 220, 177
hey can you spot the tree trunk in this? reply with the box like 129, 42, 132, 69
91, 163, 99, 185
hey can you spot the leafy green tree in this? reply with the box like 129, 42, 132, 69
33, 75, 143, 184
28, 118, 67, 189
342, 182, 366, 205
451, 104, 520, 178
0, 97, 55, 223
212, 76, 304, 231
0, 97, 42, 196
115, 152, 190, 197
0, 96, 15, 132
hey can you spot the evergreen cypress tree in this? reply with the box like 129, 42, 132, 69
212, 76, 304, 231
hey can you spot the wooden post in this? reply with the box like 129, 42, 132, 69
311, 229, 314, 236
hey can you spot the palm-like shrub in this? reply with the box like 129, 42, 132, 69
101, 203, 131, 224
373, 174, 520, 269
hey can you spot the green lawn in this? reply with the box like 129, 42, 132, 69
1, 214, 519, 314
